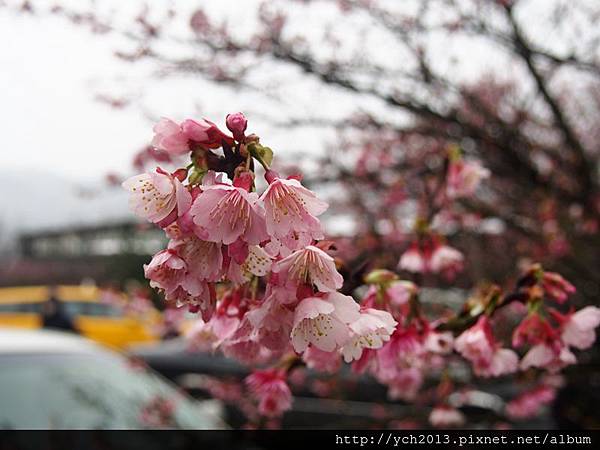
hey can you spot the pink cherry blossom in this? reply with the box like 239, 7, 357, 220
454, 316, 518, 377
190, 181, 268, 245
123, 169, 192, 225
247, 293, 294, 351
245, 369, 293, 418
505, 386, 556, 420
272, 245, 343, 292
290, 292, 360, 353
186, 314, 240, 352
361, 325, 425, 391
260, 171, 328, 249
430, 245, 464, 275
429, 406, 466, 428
143, 249, 187, 294
181, 118, 234, 149
561, 306, 600, 350
264, 231, 314, 257
381, 326, 424, 368
341, 308, 397, 362
227, 245, 274, 285
424, 331, 454, 354
541, 271, 576, 304
220, 318, 267, 365
512, 313, 557, 348
151, 118, 190, 155
386, 367, 423, 402
169, 236, 223, 282
446, 159, 490, 199
387, 280, 416, 307
520, 343, 576, 372
301, 346, 342, 373
398, 245, 426, 273
454, 316, 495, 366
476, 348, 519, 378
398, 241, 463, 275
164, 276, 215, 319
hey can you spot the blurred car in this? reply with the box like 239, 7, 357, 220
130, 338, 557, 429
0, 285, 158, 349
0, 328, 225, 429
130, 338, 406, 428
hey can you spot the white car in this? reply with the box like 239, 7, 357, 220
0, 328, 225, 429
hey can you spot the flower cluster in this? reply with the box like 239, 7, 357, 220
124, 113, 599, 427
124, 113, 396, 420
509, 265, 600, 373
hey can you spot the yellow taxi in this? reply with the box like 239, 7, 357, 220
0, 285, 159, 350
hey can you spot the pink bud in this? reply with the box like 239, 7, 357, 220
226, 112, 248, 140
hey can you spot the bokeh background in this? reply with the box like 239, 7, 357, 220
0, 0, 599, 429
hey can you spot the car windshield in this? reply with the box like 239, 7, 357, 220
0, 352, 223, 429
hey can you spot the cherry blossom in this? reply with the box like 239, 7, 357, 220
151, 118, 190, 155
181, 118, 234, 149
122, 168, 191, 225
247, 293, 294, 351
272, 245, 344, 293
227, 245, 273, 285
429, 406, 466, 428
446, 159, 490, 199
261, 170, 328, 250
190, 179, 268, 245
560, 306, 600, 350
290, 292, 360, 353
398, 244, 427, 273
341, 308, 397, 362
520, 343, 576, 373
398, 240, 463, 275
512, 313, 556, 348
454, 316, 518, 378
541, 271, 576, 304
424, 331, 454, 354
301, 346, 342, 373
430, 245, 464, 275
386, 368, 424, 402
143, 249, 187, 294
245, 369, 293, 418
169, 236, 224, 282
505, 386, 556, 420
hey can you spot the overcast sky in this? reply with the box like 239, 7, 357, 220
0, 8, 150, 181
0, 0, 354, 183
0, 0, 567, 181
0, 0, 595, 238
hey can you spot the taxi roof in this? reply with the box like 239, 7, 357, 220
0, 285, 101, 303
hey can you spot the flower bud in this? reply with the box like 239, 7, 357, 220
226, 112, 248, 140
364, 269, 398, 285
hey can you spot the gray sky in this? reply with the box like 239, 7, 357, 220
0, 0, 595, 239
0, 8, 148, 181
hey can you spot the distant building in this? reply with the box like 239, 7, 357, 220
0, 222, 165, 287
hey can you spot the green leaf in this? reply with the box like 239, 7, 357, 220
247, 142, 274, 169
188, 167, 207, 185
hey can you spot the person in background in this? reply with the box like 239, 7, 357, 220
41, 287, 78, 333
